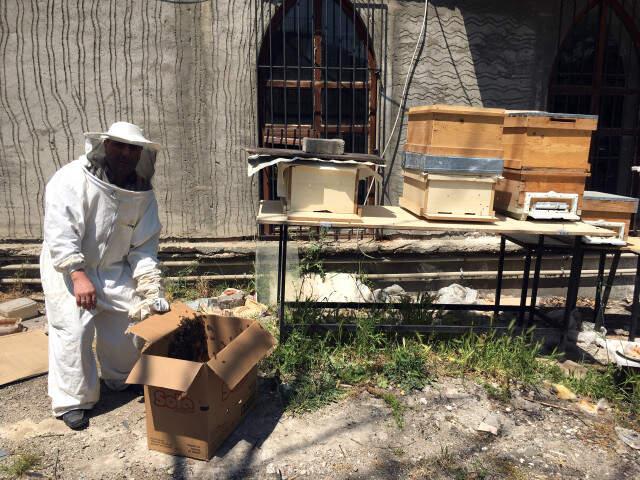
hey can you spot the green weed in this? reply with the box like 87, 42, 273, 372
299, 229, 329, 279
0, 453, 41, 479
380, 391, 405, 428
382, 339, 430, 391
262, 312, 640, 427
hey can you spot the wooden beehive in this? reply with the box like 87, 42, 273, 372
582, 191, 638, 241
494, 168, 589, 220
399, 170, 497, 222
503, 111, 598, 170
406, 105, 505, 159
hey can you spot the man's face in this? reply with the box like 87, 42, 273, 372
104, 139, 142, 176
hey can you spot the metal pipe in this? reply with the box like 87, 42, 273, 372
6, 267, 640, 285
4, 251, 638, 270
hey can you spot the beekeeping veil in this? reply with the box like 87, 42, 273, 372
83, 122, 160, 187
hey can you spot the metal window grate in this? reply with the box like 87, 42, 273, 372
549, 0, 640, 196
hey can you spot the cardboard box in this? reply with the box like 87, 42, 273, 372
406, 104, 505, 159
126, 303, 276, 460
399, 170, 498, 222
278, 162, 379, 214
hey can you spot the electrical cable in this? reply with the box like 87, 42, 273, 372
366, 0, 430, 204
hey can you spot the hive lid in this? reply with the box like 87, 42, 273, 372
506, 110, 598, 120
584, 190, 639, 204
408, 104, 505, 117
402, 152, 503, 175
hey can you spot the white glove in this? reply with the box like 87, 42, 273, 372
151, 297, 170, 313
128, 296, 170, 323
127, 297, 170, 351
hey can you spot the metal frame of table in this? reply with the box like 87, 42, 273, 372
258, 201, 618, 343
274, 225, 587, 344
504, 234, 640, 341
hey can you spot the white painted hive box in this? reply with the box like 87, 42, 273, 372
399, 170, 497, 222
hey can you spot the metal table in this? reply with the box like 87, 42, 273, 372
257, 200, 615, 343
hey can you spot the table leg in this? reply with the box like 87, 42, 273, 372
276, 224, 284, 304
561, 237, 584, 347
518, 248, 532, 326
600, 251, 621, 321
527, 235, 544, 328
278, 225, 289, 342
593, 252, 606, 327
629, 254, 640, 341
493, 236, 507, 322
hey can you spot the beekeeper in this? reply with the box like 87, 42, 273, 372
40, 122, 169, 430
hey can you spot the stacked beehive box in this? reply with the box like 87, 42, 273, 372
495, 111, 598, 220
399, 105, 505, 222
581, 191, 638, 244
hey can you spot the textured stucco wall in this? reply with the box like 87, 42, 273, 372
0, 0, 260, 240
0, 0, 561, 240
383, 0, 560, 204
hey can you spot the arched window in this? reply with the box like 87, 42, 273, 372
257, 0, 379, 200
549, 0, 640, 195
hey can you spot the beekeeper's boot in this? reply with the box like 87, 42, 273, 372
61, 409, 88, 430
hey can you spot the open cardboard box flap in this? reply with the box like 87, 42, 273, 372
127, 302, 197, 345
126, 354, 203, 392
207, 321, 276, 390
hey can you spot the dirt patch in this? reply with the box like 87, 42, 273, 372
1, 375, 639, 479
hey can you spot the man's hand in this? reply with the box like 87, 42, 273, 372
70, 270, 96, 310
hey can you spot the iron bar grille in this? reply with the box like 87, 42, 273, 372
550, 0, 640, 196
254, 0, 388, 205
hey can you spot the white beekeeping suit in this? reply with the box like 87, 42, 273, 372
40, 122, 166, 418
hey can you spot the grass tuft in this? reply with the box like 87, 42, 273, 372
261, 309, 640, 428
0, 453, 41, 479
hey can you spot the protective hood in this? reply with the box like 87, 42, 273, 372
84, 137, 157, 184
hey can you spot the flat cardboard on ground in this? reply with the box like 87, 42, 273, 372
126, 302, 276, 460
0, 298, 40, 320
0, 330, 48, 386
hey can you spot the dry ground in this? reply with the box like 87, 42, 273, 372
1, 373, 639, 480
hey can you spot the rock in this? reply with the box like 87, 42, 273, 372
581, 321, 596, 332
0, 297, 40, 320
118, 451, 125, 459
596, 398, 610, 412
266, 463, 277, 474
436, 284, 478, 305
614, 328, 629, 336
185, 297, 219, 312
372, 289, 386, 302
383, 284, 407, 296
0, 448, 9, 459
511, 396, 541, 414
577, 330, 598, 345
298, 273, 373, 303
418, 397, 428, 405
550, 383, 577, 401
302, 137, 345, 155
477, 413, 503, 436
216, 292, 245, 309
559, 360, 588, 379
615, 426, 640, 450
577, 399, 599, 415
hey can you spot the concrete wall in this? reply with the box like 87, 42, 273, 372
383, 0, 560, 203
1, 0, 260, 240
0, 0, 561, 240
